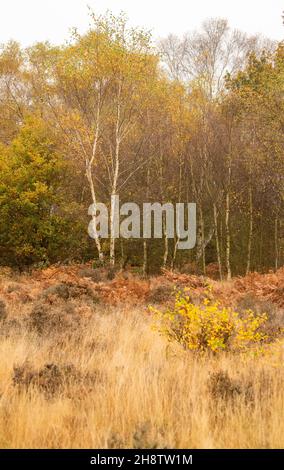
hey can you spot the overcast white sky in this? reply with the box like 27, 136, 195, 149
0, 0, 283, 46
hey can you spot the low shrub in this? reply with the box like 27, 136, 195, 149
106, 267, 117, 281
208, 370, 242, 401
152, 290, 268, 353
13, 362, 79, 398
0, 299, 7, 321
78, 269, 103, 283
41, 284, 70, 300
147, 284, 173, 304
28, 301, 82, 335
40, 282, 99, 303
208, 371, 254, 413
132, 422, 168, 449
13, 362, 102, 398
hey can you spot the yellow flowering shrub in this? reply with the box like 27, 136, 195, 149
151, 292, 268, 353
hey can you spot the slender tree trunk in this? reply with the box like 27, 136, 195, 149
86, 167, 104, 263
196, 205, 206, 274
275, 215, 279, 271
109, 81, 121, 266
189, 153, 206, 274
225, 189, 231, 280
171, 155, 183, 270
213, 202, 222, 280
220, 216, 223, 262
163, 215, 169, 268
201, 211, 206, 275
110, 187, 118, 267
172, 235, 178, 270
225, 140, 232, 280
120, 238, 125, 270
143, 168, 150, 276
246, 181, 253, 275
85, 93, 104, 263
143, 240, 148, 276
196, 206, 203, 265
259, 201, 264, 271
158, 142, 169, 269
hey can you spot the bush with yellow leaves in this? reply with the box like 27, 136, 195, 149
151, 291, 268, 353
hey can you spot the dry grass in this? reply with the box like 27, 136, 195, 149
0, 267, 283, 449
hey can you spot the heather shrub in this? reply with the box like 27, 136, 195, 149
41, 282, 99, 303
0, 299, 7, 321
208, 371, 242, 401
13, 362, 79, 398
147, 284, 173, 304
28, 301, 82, 335
132, 422, 168, 449
78, 268, 103, 283
106, 267, 117, 281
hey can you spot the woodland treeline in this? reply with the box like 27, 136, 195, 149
0, 11, 283, 277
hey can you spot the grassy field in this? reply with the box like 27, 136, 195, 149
0, 265, 283, 448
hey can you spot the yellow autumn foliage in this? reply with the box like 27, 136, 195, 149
152, 291, 268, 353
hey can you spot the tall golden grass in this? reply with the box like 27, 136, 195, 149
0, 305, 283, 449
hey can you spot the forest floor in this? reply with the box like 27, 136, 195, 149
0, 264, 283, 448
